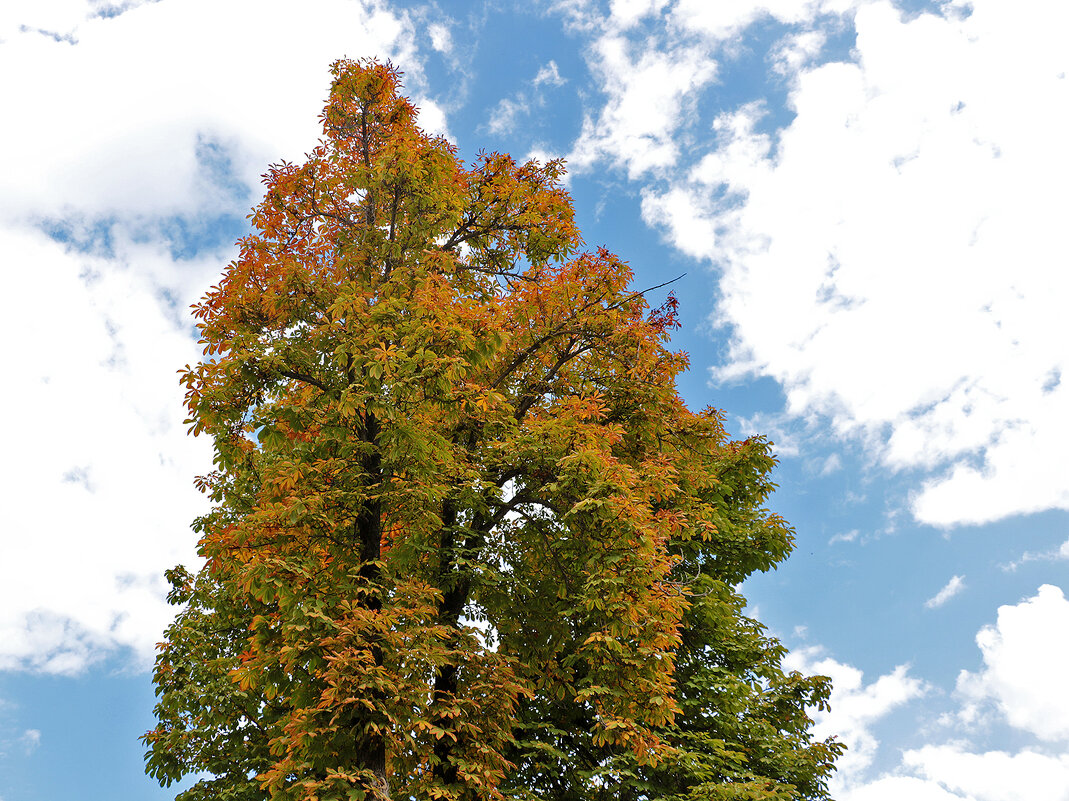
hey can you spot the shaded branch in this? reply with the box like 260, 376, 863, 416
278, 369, 331, 394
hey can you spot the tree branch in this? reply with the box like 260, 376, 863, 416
278, 369, 331, 394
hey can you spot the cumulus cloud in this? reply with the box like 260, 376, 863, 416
608, 0, 670, 29
0, 0, 435, 224
670, 0, 833, 41
904, 745, 1069, 801
847, 750, 1069, 801
0, 225, 229, 673
782, 646, 927, 788
956, 584, 1069, 742
785, 591, 1069, 797
925, 575, 966, 609
0, 0, 155, 42
841, 585, 1069, 800
627, 0, 1069, 527
0, 0, 433, 673
0, 225, 223, 673
427, 22, 452, 54
840, 775, 967, 801
770, 28, 828, 76
568, 33, 717, 177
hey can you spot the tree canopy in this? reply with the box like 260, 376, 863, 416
144, 59, 843, 801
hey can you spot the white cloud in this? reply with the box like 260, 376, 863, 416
782, 647, 927, 788
486, 61, 569, 137
671, 0, 811, 41
19, 729, 41, 754
819, 452, 842, 475
0, 0, 423, 223
770, 29, 828, 76
533, 59, 566, 87
427, 22, 452, 53
0, 0, 157, 42
806, 585, 1069, 799
487, 97, 529, 137
925, 575, 966, 609
641, 184, 721, 258
0, 226, 216, 673
829, 528, 859, 545
956, 584, 1069, 742
840, 775, 967, 801
569, 33, 717, 177
608, 0, 670, 29
733, 411, 802, 457
669, 0, 864, 44
1003, 536, 1069, 572
545, 0, 602, 33
633, 0, 1069, 527
903, 745, 1069, 801
0, 0, 430, 673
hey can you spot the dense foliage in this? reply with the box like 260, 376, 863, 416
144, 59, 843, 801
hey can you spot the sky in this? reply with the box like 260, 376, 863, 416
0, 0, 1067, 798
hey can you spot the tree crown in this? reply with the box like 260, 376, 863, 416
145, 59, 842, 801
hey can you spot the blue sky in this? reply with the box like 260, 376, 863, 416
1, 0, 1067, 798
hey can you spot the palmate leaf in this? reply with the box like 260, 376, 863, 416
146, 59, 842, 801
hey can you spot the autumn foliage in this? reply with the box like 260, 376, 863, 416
144, 60, 843, 801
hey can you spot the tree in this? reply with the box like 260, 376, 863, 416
144, 59, 843, 801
